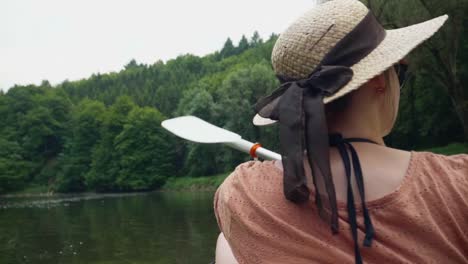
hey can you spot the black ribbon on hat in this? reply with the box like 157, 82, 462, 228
254, 11, 386, 264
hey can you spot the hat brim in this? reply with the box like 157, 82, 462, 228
253, 14, 448, 126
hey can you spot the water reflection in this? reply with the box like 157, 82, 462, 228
0, 192, 218, 264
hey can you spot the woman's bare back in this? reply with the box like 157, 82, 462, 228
327, 144, 412, 203
272, 143, 412, 203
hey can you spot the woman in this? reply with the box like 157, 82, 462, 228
214, 0, 468, 263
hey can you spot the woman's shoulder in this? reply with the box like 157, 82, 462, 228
402, 151, 468, 196
213, 160, 294, 243
412, 151, 468, 176
229, 160, 282, 181
214, 159, 291, 218
215, 160, 283, 202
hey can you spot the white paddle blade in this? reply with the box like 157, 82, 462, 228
161, 116, 241, 144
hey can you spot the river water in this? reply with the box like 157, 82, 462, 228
0, 191, 218, 264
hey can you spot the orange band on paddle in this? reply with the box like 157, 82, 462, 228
250, 143, 262, 158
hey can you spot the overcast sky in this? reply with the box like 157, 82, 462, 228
0, 0, 316, 91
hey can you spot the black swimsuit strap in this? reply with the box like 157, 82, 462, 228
329, 133, 376, 264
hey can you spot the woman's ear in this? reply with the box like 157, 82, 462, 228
367, 73, 386, 92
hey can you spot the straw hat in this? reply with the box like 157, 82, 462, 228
253, 0, 448, 126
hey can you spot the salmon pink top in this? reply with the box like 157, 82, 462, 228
214, 151, 468, 263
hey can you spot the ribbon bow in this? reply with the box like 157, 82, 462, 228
255, 65, 353, 231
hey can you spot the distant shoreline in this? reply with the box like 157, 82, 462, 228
1, 174, 228, 198
0, 191, 152, 199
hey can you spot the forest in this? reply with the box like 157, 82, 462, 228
0, 0, 467, 194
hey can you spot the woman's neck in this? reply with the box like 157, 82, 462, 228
327, 102, 387, 146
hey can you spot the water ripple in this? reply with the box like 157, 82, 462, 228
0, 192, 147, 209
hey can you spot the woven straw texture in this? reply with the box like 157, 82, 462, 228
272, 0, 368, 80
254, 0, 448, 125
325, 13, 448, 103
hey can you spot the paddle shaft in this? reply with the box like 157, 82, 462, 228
226, 139, 282, 161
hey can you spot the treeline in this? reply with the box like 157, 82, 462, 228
0, 33, 280, 193
1, 0, 467, 194
0, 90, 177, 193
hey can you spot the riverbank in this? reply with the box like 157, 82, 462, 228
162, 173, 229, 191
1, 177, 228, 198
0, 184, 51, 198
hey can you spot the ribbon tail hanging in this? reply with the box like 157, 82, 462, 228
277, 83, 310, 204
303, 91, 339, 233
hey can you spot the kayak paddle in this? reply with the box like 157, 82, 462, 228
161, 116, 281, 160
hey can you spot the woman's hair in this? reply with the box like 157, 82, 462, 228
325, 68, 398, 128
382, 68, 399, 129
325, 90, 353, 116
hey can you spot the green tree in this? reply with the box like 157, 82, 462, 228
0, 139, 33, 193
114, 107, 176, 190
362, 0, 468, 142
176, 87, 220, 176
220, 38, 236, 59
55, 99, 106, 192
237, 35, 250, 54
215, 61, 279, 169
86, 96, 136, 191
250, 31, 263, 47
